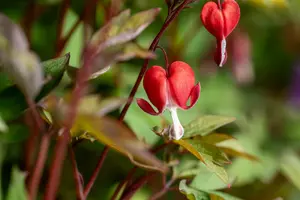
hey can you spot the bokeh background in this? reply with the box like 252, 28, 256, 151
1, 0, 300, 199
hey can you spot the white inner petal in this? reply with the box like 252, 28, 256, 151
168, 107, 184, 140
219, 38, 227, 67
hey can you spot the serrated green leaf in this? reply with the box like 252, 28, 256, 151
37, 53, 70, 99
183, 115, 236, 138
174, 138, 230, 184
179, 180, 210, 200
6, 166, 27, 200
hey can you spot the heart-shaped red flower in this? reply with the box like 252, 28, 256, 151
200, 0, 240, 66
136, 61, 200, 140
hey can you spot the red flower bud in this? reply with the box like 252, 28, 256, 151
200, 0, 240, 66
137, 61, 200, 140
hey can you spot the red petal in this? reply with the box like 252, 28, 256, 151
143, 66, 167, 112
136, 98, 162, 116
201, 1, 224, 40
200, 0, 240, 39
214, 39, 228, 67
168, 61, 195, 108
222, 0, 240, 38
181, 83, 201, 110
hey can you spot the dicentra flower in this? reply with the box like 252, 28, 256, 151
137, 61, 200, 140
200, 0, 240, 67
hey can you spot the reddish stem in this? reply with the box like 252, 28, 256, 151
27, 132, 51, 200
110, 167, 137, 200
83, 146, 109, 197
69, 147, 85, 200
44, 54, 93, 200
156, 45, 169, 69
120, 172, 156, 200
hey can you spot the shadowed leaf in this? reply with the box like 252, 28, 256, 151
0, 13, 43, 98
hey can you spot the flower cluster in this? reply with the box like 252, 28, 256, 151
137, 0, 240, 140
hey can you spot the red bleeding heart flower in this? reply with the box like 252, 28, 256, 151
137, 61, 201, 140
200, 0, 240, 67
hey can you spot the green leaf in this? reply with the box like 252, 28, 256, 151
0, 13, 43, 99
6, 166, 27, 200
37, 53, 70, 100
183, 115, 236, 138
0, 72, 13, 92
216, 139, 259, 161
208, 191, 243, 200
180, 180, 243, 200
0, 86, 27, 121
280, 150, 300, 190
174, 138, 230, 184
0, 115, 7, 132
173, 155, 206, 179
0, 142, 6, 200
179, 180, 210, 200
87, 8, 160, 77
90, 8, 161, 50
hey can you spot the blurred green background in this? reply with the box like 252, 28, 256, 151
2, 0, 300, 199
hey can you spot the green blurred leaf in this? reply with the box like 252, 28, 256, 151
180, 180, 210, 200
183, 115, 236, 138
0, 115, 7, 132
0, 13, 43, 99
89, 42, 156, 79
75, 115, 168, 173
280, 150, 300, 190
173, 156, 206, 179
0, 124, 29, 143
208, 191, 243, 200
216, 139, 259, 161
6, 166, 27, 200
0, 72, 13, 92
0, 142, 6, 200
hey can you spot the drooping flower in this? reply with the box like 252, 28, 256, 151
200, 0, 240, 67
137, 61, 200, 140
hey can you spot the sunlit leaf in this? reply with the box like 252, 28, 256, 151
280, 150, 300, 190
6, 167, 27, 200
183, 115, 236, 138
174, 138, 230, 184
0, 13, 43, 98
